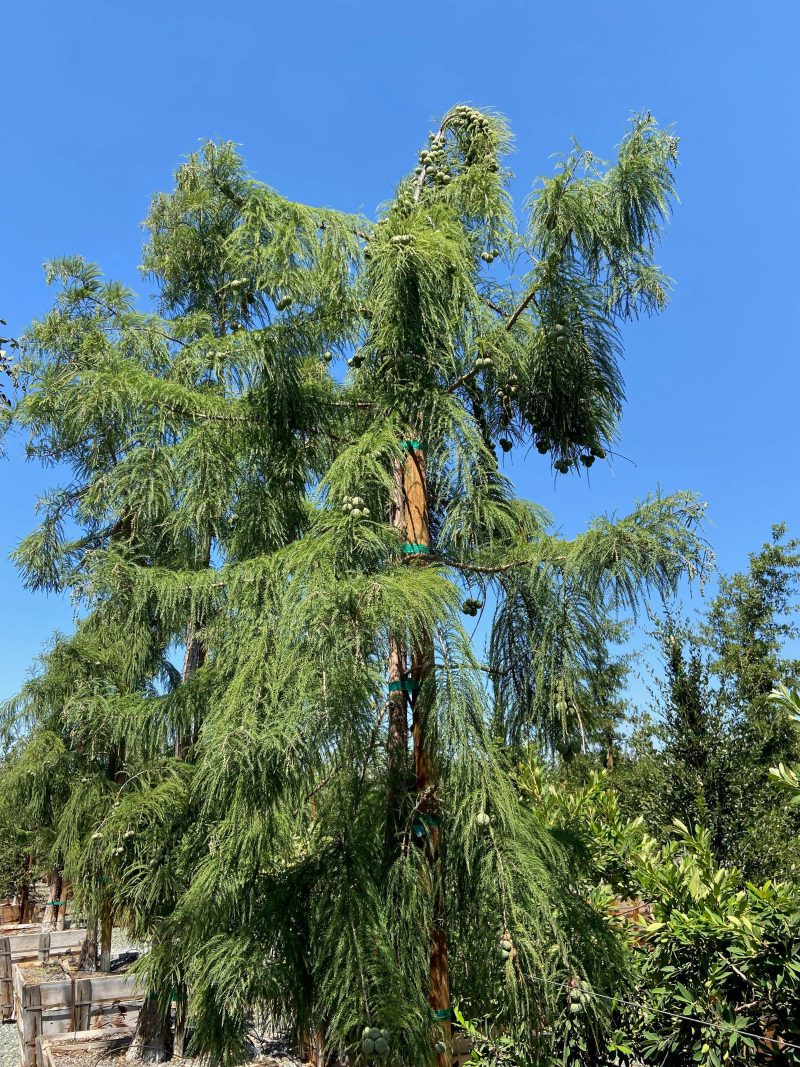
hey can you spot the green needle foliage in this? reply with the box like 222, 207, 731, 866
3, 107, 710, 1065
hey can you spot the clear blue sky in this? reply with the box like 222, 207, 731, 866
2, 0, 799, 700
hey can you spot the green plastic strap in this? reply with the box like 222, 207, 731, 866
402, 543, 430, 555
401, 439, 427, 452
412, 813, 441, 837
431, 1008, 454, 1021
148, 990, 180, 1003
46, 901, 66, 907
389, 679, 420, 694
419, 813, 440, 827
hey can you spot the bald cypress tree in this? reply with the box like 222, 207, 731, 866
163, 108, 707, 1066
5, 109, 710, 1065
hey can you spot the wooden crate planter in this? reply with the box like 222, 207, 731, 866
0, 924, 41, 939
1, 901, 36, 925
14, 960, 142, 1067
37, 1028, 135, 1067
1, 928, 86, 1023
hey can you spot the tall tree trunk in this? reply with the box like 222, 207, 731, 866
126, 997, 171, 1063
399, 442, 452, 1066
132, 536, 211, 1061
18, 854, 32, 924
78, 915, 99, 971
173, 984, 188, 1058
100, 905, 113, 973
386, 462, 410, 856
313, 1029, 326, 1067
175, 619, 207, 759
55, 883, 68, 930
18, 882, 29, 924
298, 1027, 326, 1067
99, 744, 126, 970
44, 869, 62, 930
411, 627, 451, 1064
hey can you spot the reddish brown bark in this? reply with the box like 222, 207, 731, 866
401, 442, 452, 1066
386, 461, 410, 853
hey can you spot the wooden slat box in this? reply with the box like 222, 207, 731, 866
1, 929, 86, 1022
14, 960, 142, 1067
37, 1028, 134, 1067
1, 902, 36, 925
0, 924, 41, 939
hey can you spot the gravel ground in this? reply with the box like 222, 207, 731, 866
0, 1012, 18, 1067
0, 929, 145, 1067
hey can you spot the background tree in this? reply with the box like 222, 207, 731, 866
701, 525, 800, 877
558, 526, 800, 884
652, 617, 731, 853
5, 139, 362, 1059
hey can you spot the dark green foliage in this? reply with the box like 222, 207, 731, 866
558, 525, 800, 884
695, 527, 800, 878
489, 493, 709, 755
704, 524, 800, 708
652, 618, 732, 850
0, 786, 30, 899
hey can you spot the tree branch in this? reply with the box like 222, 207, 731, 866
504, 283, 541, 331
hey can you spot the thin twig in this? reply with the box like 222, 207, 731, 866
481, 296, 508, 319
161, 404, 253, 424
437, 554, 565, 575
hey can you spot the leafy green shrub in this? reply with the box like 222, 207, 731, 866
631, 824, 800, 1065
533, 767, 800, 1065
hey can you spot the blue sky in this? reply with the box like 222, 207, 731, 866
1, 0, 798, 700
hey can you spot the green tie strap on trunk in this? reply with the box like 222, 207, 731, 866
412, 813, 441, 839
388, 679, 420, 694
403, 543, 430, 555
46, 901, 66, 907
431, 1008, 454, 1021
401, 439, 427, 452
